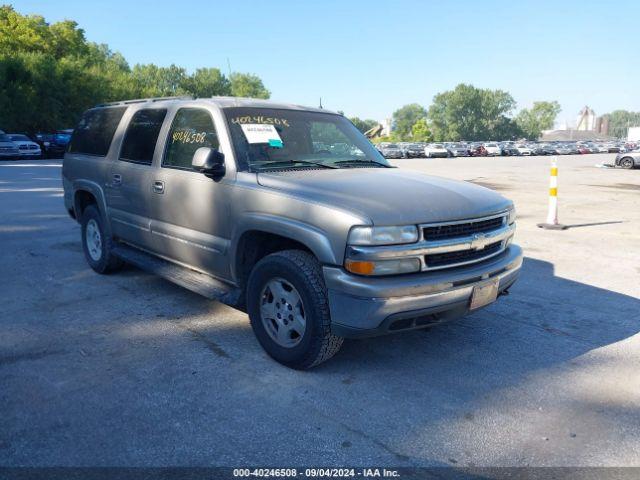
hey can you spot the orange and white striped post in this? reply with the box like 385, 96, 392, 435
537, 157, 567, 230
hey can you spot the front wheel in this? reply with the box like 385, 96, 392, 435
620, 157, 634, 169
247, 250, 343, 369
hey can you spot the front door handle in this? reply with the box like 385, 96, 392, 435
112, 173, 122, 187
153, 180, 165, 194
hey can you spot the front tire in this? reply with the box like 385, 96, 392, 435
620, 157, 634, 169
247, 250, 343, 369
81, 205, 123, 274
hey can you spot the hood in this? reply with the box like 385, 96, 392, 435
12, 140, 38, 147
257, 168, 512, 225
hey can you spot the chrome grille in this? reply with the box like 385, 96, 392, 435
424, 241, 503, 268
418, 212, 512, 270
423, 216, 505, 241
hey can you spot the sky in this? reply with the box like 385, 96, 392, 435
10, 0, 640, 126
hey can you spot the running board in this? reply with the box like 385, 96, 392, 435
112, 244, 242, 307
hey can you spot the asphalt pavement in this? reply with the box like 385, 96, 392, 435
0, 154, 638, 467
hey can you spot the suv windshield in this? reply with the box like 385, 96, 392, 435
224, 107, 389, 171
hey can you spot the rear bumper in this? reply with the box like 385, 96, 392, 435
324, 245, 523, 338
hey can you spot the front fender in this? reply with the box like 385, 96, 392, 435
230, 213, 340, 280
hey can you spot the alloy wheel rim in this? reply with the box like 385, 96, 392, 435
259, 278, 306, 348
86, 219, 102, 262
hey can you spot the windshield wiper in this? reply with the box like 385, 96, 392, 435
332, 159, 393, 168
254, 159, 339, 170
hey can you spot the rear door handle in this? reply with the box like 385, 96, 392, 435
153, 180, 165, 194
111, 173, 122, 187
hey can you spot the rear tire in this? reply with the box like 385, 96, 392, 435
247, 250, 343, 369
81, 205, 124, 274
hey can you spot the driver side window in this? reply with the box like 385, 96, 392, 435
163, 108, 219, 170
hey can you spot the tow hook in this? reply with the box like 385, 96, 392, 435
499, 288, 510, 297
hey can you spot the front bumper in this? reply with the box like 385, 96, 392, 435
18, 151, 42, 159
324, 245, 523, 338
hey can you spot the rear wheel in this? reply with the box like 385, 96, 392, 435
81, 205, 123, 274
247, 250, 343, 369
620, 157, 634, 169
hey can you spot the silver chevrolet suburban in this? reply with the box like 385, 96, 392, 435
62, 96, 523, 369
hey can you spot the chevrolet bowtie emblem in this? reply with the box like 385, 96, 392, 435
470, 233, 488, 250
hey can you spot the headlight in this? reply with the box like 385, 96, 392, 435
348, 225, 418, 246
345, 258, 421, 276
507, 207, 516, 225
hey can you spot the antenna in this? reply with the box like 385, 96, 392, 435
319, 97, 323, 109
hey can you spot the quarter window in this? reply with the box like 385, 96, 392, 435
69, 107, 127, 156
163, 108, 219, 170
119, 109, 167, 165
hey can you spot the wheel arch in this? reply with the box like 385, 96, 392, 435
231, 217, 338, 288
72, 180, 112, 234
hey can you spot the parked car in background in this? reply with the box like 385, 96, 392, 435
614, 151, 639, 169
515, 144, 532, 155
566, 144, 581, 155
424, 143, 449, 158
500, 144, 520, 156
403, 143, 425, 158
0, 133, 21, 160
34, 133, 54, 154
606, 144, 621, 153
577, 145, 591, 154
594, 144, 609, 153
447, 143, 470, 157
555, 145, 573, 155
470, 144, 488, 156
483, 143, 501, 156
379, 143, 404, 159
50, 130, 72, 158
531, 144, 549, 155
7, 134, 42, 159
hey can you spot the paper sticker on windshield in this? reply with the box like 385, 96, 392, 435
241, 123, 283, 147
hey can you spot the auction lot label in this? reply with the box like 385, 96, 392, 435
2, 468, 639, 479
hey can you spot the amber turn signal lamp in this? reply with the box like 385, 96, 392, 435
344, 259, 375, 275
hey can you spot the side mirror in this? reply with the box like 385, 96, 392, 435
192, 147, 225, 178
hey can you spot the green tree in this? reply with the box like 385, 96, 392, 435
411, 118, 433, 141
427, 84, 516, 141
0, 6, 272, 132
181, 67, 230, 98
600, 110, 640, 138
130, 63, 188, 97
349, 117, 378, 134
229, 72, 270, 99
515, 101, 561, 139
392, 103, 427, 140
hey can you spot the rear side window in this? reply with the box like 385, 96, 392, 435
69, 107, 127, 156
163, 108, 219, 170
119, 109, 167, 165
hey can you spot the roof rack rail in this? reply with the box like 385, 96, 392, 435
95, 95, 195, 108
